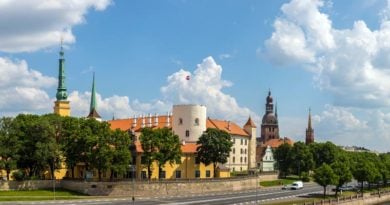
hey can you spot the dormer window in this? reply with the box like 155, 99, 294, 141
179, 118, 183, 125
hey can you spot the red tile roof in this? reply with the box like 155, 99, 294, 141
207, 118, 249, 137
244, 117, 257, 128
108, 115, 249, 137
263, 137, 294, 148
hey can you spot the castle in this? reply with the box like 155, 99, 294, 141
51, 46, 314, 179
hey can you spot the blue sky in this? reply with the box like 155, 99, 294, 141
1, 0, 390, 152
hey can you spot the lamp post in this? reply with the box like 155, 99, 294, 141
131, 164, 135, 205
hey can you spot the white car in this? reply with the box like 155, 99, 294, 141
282, 181, 303, 190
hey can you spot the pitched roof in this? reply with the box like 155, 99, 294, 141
263, 137, 294, 148
133, 141, 198, 153
108, 115, 249, 137
207, 118, 249, 137
87, 108, 101, 119
244, 116, 257, 128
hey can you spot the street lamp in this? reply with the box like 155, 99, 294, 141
131, 164, 135, 205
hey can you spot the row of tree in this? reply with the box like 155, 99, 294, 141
274, 141, 390, 197
0, 114, 233, 181
0, 114, 131, 181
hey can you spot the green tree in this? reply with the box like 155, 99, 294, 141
314, 163, 338, 198
86, 119, 113, 181
61, 116, 83, 179
196, 128, 233, 178
0, 117, 20, 180
331, 159, 352, 196
352, 157, 379, 193
14, 114, 58, 178
309, 142, 340, 169
273, 143, 292, 178
109, 129, 132, 180
290, 142, 314, 179
153, 128, 181, 179
139, 127, 158, 179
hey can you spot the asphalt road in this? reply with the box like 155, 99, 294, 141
1, 184, 323, 205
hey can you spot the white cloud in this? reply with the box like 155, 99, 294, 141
265, 0, 390, 108
0, 0, 112, 52
0, 57, 55, 115
161, 56, 260, 125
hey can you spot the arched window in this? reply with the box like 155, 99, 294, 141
179, 118, 183, 125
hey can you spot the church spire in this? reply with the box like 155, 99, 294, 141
305, 108, 314, 145
87, 73, 101, 120
53, 40, 70, 117
56, 41, 67, 101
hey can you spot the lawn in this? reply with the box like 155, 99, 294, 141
260, 176, 301, 187
0, 188, 89, 201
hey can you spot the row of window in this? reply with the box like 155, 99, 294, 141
139, 170, 211, 179
232, 138, 248, 145
232, 148, 247, 155
231, 156, 247, 163
178, 118, 200, 126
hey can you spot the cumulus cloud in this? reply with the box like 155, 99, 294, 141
265, 0, 390, 108
161, 56, 260, 125
0, 0, 112, 52
0, 57, 55, 115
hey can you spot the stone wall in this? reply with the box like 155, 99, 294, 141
0, 180, 60, 190
0, 173, 278, 197
61, 175, 277, 196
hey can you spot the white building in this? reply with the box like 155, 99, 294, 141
109, 104, 257, 173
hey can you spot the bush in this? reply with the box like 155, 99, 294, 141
12, 170, 25, 181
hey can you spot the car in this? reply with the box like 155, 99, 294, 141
332, 185, 355, 192
282, 181, 303, 190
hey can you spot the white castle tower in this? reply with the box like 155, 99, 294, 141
172, 104, 207, 143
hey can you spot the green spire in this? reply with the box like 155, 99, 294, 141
90, 72, 97, 113
87, 72, 101, 119
56, 43, 68, 101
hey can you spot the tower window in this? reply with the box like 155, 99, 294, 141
233, 148, 235, 154
179, 118, 183, 125
233, 157, 235, 163
194, 118, 199, 125
185, 130, 190, 137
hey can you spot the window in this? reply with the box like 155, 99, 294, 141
240, 149, 243, 154
159, 170, 166, 179
232, 148, 235, 154
241, 139, 243, 145
240, 167, 242, 171
206, 170, 211, 178
175, 170, 181, 179
245, 157, 247, 163
195, 118, 199, 125
233, 167, 235, 172
179, 118, 183, 125
245, 149, 247, 154
233, 157, 235, 163
240, 157, 242, 163
185, 130, 190, 137
233, 138, 236, 144
245, 139, 247, 145
195, 170, 200, 178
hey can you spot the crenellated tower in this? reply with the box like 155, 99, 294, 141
53, 44, 70, 116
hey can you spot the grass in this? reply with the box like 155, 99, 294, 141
260, 176, 301, 187
0, 188, 89, 201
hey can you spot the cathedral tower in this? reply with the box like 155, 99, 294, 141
53, 44, 70, 116
87, 73, 102, 121
260, 90, 279, 143
305, 108, 314, 145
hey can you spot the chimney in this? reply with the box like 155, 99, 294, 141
148, 113, 152, 127
132, 115, 137, 129
141, 114, 145, 128
166, 112, 171, 127
154, 113, 158, 127
227, 121, 231, 131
